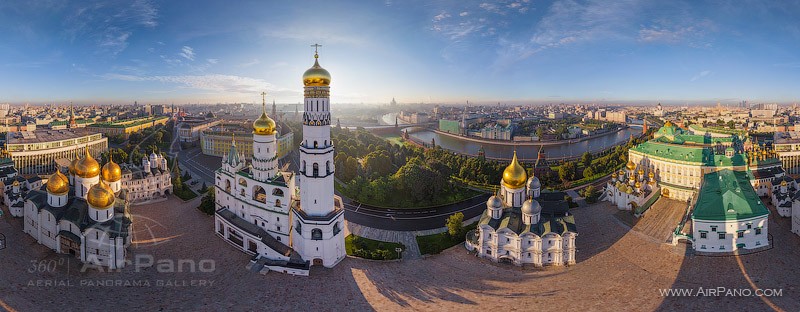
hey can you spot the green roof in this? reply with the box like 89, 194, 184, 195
630, 141, 746, 166
692, 170, 769, 221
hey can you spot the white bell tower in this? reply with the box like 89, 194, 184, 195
293, 44, 345, 268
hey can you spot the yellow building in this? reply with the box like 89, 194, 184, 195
88, 116, 170, 138
200, 129, 294, 161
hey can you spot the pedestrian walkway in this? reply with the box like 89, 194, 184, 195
345, 222, 450, 260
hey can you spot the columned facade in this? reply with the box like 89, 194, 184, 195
6, 129, 107, 175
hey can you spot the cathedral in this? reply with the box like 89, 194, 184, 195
213, 48, 345, 276
466, 152, 578, 267
23, 149, 131, 269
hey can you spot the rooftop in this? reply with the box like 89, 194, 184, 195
7, 128, 102, 144
631, 141, 746, 166
692, 170, 769, 221
774, 131, 800, 145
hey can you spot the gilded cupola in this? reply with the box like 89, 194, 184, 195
252, 92, 276, 135
75, 148, 101, 178
502, 151, 527, 189
87, 180, 115, 209
46, 170, 70, 195
102, 154, 122, 182
302, 47, 331, 87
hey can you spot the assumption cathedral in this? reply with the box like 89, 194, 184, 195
213, 48, 345, 275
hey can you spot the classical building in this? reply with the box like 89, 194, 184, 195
610, 121, 782, 253
625, 121, 782, 202
88, 116, 169, 138
692, 170, 769, 253
465, 152, 577, 267
22, 149, 131, 269
214, 49, 345, 276
773, 131, 800, 175
5, 128, 108, 175
120, 151, 173, 205
178, 119, 221, 144
200, 123, 294, 161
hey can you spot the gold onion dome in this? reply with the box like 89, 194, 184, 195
252, 101, 276, 135
75, 149, 101, 178
626, 160, 636, 170
502, 151, 527, 189
47, 170, 70, 195
781, 180, 788, 187
664, 120, 673, 127
69, 157, 79, 175
638, 168, 644, 175
635, 181, 642, 189
102, 155, 122, 182
87, 180, 115, 209
648, 171, 655, 178
302, 51, 331, 87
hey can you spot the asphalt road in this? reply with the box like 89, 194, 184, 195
341, 194, 490, 231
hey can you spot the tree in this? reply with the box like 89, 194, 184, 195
199, 182, 208, 193
153, 131, 164, 145
446, 212, 464, 237
583, 166, 595, 179
363, 151, 393, 178
564, 195, 573, 204
558, 161, 577, 183
197, 187, 216, 215
581, 152, 593, 167
583, 185, 599, 203
727, 120, 736, 129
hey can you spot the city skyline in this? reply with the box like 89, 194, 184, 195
1, 0, 800, 105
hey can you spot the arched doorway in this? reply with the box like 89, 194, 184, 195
252, 185, 266, 203
313, 258, 323, 266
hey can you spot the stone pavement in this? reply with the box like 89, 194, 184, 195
345, 222, 426, 260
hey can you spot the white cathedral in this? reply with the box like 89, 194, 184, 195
214, 48, 345, 275
466, 152, 578, 267
23, 149, 131, 269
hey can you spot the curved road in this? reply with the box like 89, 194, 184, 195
340, 194, 490, 231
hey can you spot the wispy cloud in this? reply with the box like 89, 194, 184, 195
690, 70, 711, 82
102, 73, 298, 96
179, 46, 195, 61
238, 59, 261, 68
638, 19, 715, 46
206, 58, 218, 64
63, 0, 159, 55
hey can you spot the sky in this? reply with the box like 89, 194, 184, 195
1, 0, 800, 106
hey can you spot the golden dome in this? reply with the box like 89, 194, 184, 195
69, 157, 79, 175
664, 120, 673, 127
502, 151, 527, 189
648, 171, 655, 178
638, 168, 644, 176
12, 180, 19, 187
47, 170, 70, 195
302, 52, 331, 87
629, 174, 635, 181
101, 155, 122, 182
75, 148, 100, 178
635, 181, 642, 189
252, 100, 276, 135
611, 172, 617, 178
87, 180, 115, 209
781, 180, 788, 187
626, 160, 636, 170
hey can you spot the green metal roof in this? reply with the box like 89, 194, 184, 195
630, 141, 746, 166
692, 169, 769, 221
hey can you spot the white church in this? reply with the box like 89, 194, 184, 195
23, 149, 131, 269
214, 48, 345, 275
465, 152, 578, 267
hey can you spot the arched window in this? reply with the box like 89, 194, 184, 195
272, 188, 284, 197
312, 228, 322, 240
239, 178, 247, 186
313, 141, 318, 148
313, 163, 319, 177
240, 189, 245, 197
295, 221, 302, 234
333, 222, 341, 236
275, 199, 281, 207
326, 161, 331, 174
302, 160, 306, 173
252, 185, 266, 203
225, 180, 231, 193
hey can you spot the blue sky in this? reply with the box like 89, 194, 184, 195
1, 0, 800, 105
